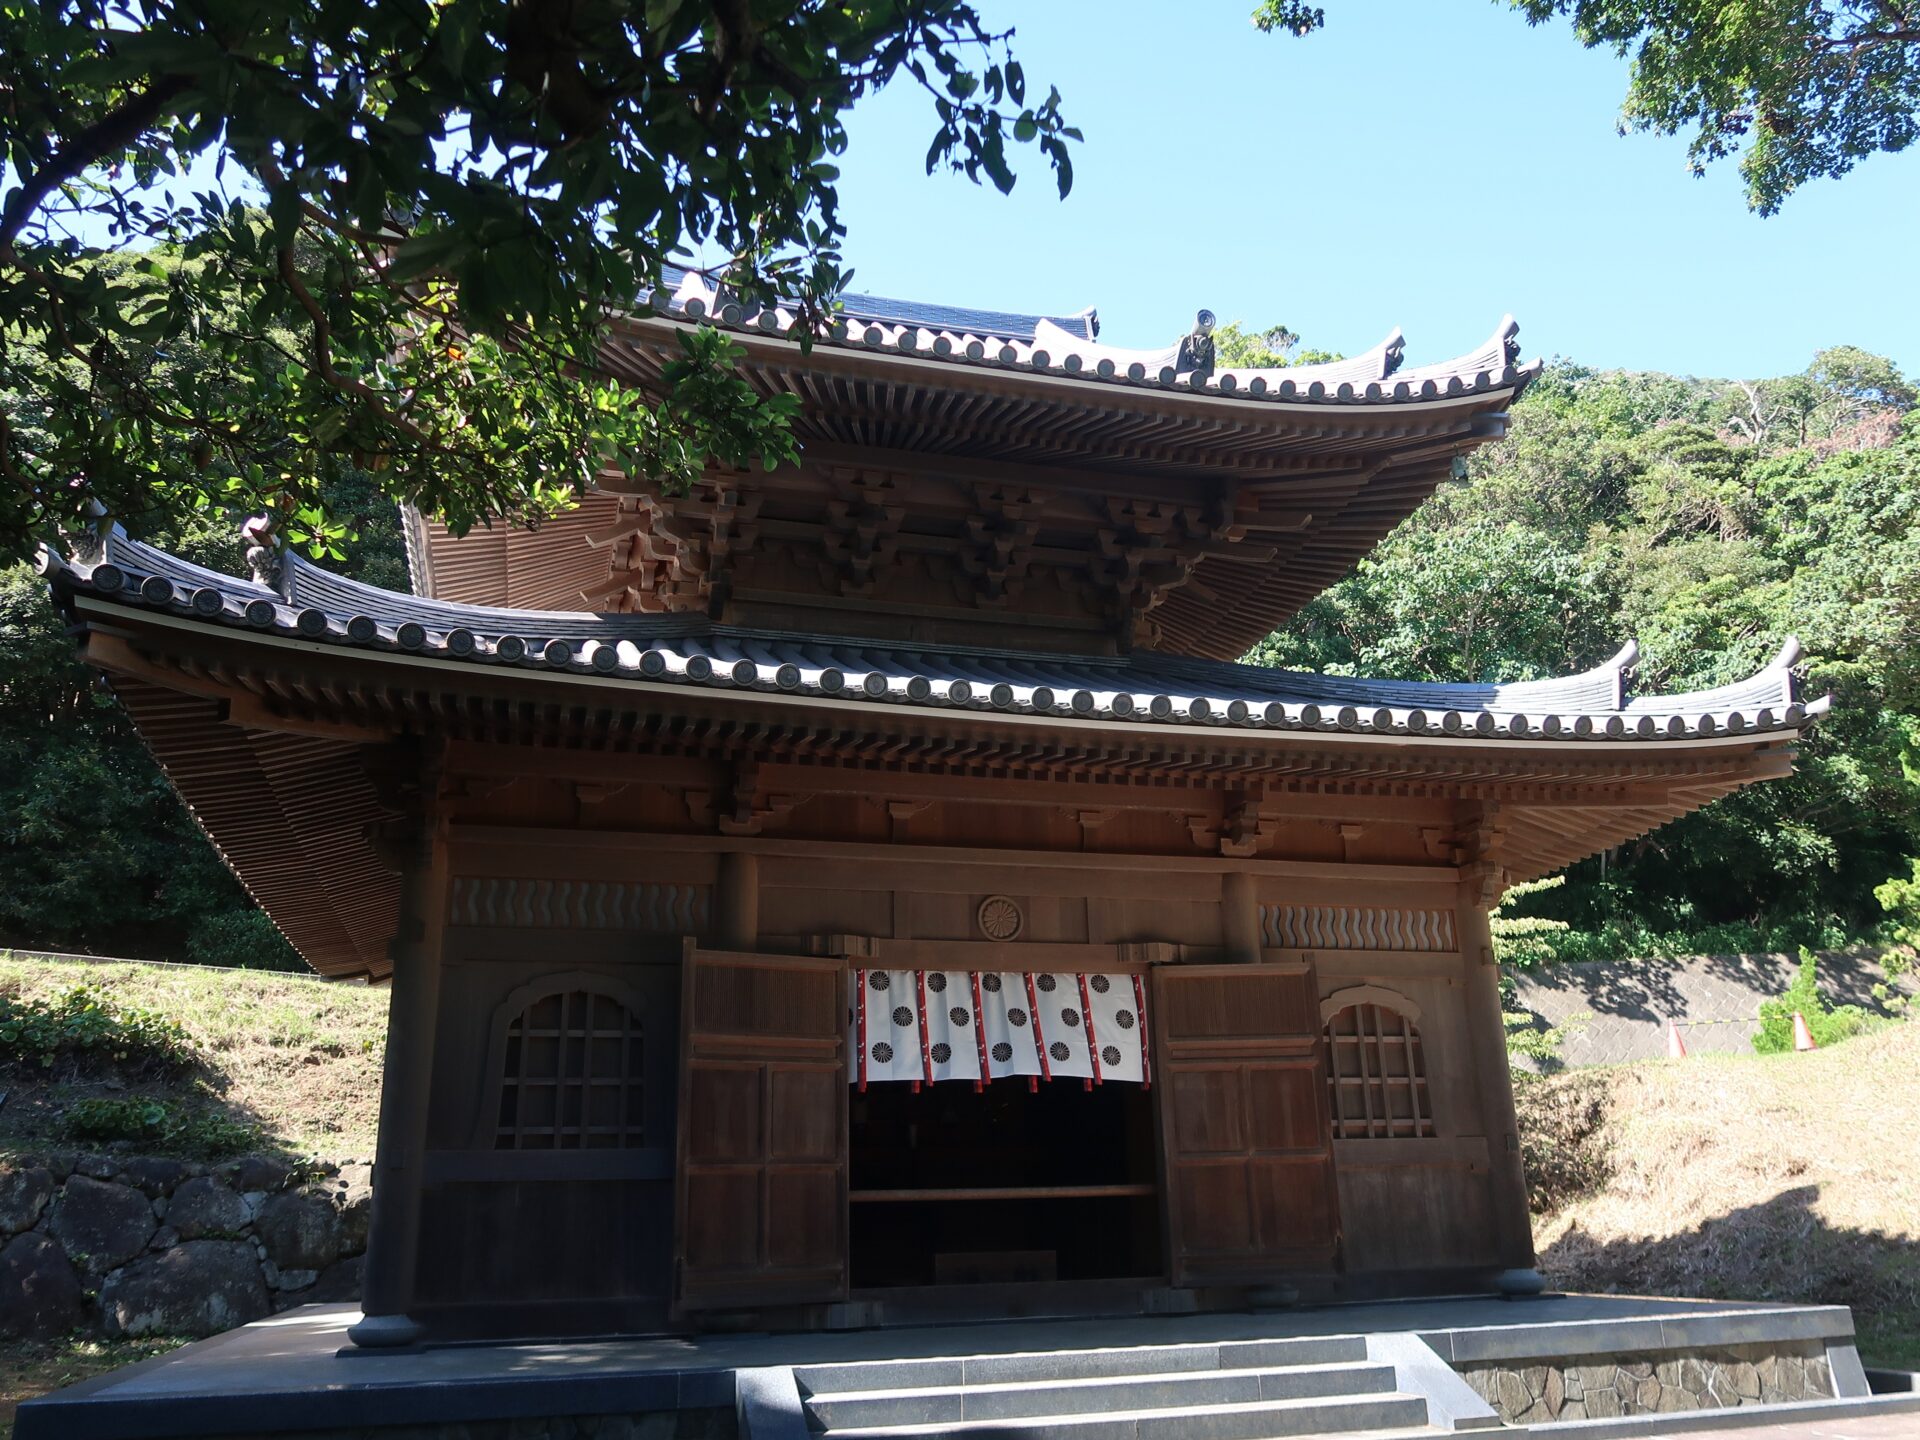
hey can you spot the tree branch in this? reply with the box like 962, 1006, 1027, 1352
275, 243, 429, 445
0, 74, 194, 262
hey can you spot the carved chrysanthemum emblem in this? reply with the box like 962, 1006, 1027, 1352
977, 895, 1024, 942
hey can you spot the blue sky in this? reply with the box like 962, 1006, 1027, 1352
770, 0, 1920, 381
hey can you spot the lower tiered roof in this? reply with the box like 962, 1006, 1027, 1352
61, 533, 1823, 745
42, 530, 1826, 978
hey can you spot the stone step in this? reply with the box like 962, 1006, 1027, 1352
808, 1360, 1400, 1430
796, 1334, 1370, 1395
816, 1389, 1434, 1440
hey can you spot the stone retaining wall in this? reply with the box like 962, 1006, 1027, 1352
0, 1152, 367, 1339
1458, 1339, 1834, 1423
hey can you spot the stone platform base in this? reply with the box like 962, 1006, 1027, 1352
15, 1293, 1916, 1440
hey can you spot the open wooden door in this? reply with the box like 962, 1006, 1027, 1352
674, 943, 848, 1315
1152, 962, 1340, 1286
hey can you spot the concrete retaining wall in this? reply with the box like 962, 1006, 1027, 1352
1511, 947, 1913, 1070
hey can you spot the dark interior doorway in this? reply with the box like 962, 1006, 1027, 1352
848, 1079, 1161, 1289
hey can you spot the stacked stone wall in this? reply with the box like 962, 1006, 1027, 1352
0, 1153, 367, 1339
1458, 1339, 1834, 1423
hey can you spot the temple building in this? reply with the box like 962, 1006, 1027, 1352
40, 281, 1825, 1345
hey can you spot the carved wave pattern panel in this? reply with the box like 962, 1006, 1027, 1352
451, 878, 711, 932
1259, 905, 1457, 952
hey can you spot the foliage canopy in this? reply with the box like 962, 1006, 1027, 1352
0, 0, 1077, 558
1265, 2, 1920, 213
1252, 346, 1920, 960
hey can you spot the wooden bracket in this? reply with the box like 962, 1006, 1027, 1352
887, 798, 933, 840
810, 933, 878, 959
575, 781, 636, 808
714, 763, 811, 836
1219, 800, 1279, 859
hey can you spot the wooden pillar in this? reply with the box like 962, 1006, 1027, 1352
1456, 868, 1543, 1291
1221, 871, 1262, 964
348, 797, 449, 1347
717, 850, 759, 950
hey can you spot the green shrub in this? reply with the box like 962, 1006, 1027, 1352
182, 905, 305, 972
62, 1096, 258, 1158
0, 985, 198, 1076
1753, 950, 1879, 1052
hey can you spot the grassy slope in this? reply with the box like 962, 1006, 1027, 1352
0, 952, 387, 1161
1528, 1021, 1920, 1370
0, 954, 387, 1438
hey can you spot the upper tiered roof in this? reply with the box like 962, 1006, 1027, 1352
412, 279, 1542, 659
659, 264, 1101, 345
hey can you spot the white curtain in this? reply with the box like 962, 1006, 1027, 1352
848, 970, 1149, 1087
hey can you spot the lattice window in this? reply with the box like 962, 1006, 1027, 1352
494, 989, 645, 1149
1323, 1002, 1433, 1138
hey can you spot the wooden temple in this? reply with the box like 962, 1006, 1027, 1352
40, 282, 1826, 1345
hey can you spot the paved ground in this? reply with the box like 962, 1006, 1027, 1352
1686, 1414, 1920, 1438
20, 1294, 1912, 1440
26, 1293, 1847, 1398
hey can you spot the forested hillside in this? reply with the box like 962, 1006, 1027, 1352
1253, 346, 1920, 957
1, 344, 1915, 968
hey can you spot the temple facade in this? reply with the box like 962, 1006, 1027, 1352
41, 282, 1824, 1344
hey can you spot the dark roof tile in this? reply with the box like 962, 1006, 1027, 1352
42, 534, 1827, 746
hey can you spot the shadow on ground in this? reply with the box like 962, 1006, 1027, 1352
1541, 1183, 1920, 1370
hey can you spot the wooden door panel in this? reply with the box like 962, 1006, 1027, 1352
683, 1170, 760, 1268
692, 960, 840, 1037
766, 1168, 841, 1267
1154, 964, 1340, 1286
1171, 1161, 1254, 1252
769, 1066, 841, 1160
1168, 1068, 1247, 1153
1246, 1064, 1325, 1152
1249, 1156, 1339, 1253
1160, 970, 1316, 1042
675, 945, 848, 1313
685, 1065, 759, 1162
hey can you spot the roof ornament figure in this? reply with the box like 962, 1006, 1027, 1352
58, 496, 110, 565
1383, 331, 1407, 377
1176, 309, 1216, 384
242, 512, 283, 591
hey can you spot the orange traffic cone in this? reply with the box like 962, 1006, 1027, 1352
1666, 1021, 1688, 1059
1792, 1011, 1818, 1051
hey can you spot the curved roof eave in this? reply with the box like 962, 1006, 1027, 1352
647, 276, 1541, 410
44, 535, 1830, 748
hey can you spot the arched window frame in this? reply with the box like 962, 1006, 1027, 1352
474, 971, 650, 1151
1320, 984, 1434, 1140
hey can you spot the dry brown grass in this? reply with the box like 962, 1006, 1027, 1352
0, 952, 387, 1161
1529, 1021, 1920, 1369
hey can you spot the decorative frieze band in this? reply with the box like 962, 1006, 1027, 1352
450, 877, 711, 932
1259, 904, 1457, 953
